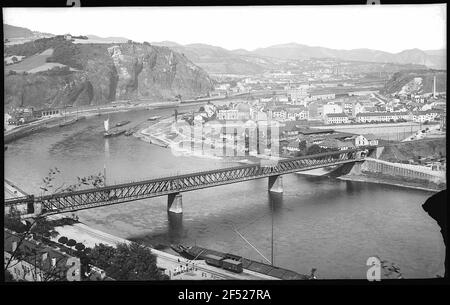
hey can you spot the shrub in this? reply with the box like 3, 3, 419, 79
58, 236, 69, 244
75, 243, 86, 251
67, 239, 77, 247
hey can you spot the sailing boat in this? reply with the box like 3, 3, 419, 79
103, 116, 125, 137
104, 117, 110, 132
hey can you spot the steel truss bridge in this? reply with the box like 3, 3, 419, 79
5, 148, 370, 216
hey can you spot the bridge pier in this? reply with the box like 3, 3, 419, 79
268, 175, 283, 193
168, 193, 183, 214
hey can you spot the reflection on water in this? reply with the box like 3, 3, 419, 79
168, 212, 184, 244
4, 107, 445, 279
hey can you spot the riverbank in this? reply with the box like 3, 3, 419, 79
337, 174, 442, 192
46, 216, 278, 280
4, 101, 179, 144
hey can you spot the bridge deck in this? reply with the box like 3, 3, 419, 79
5, 148, 370, 215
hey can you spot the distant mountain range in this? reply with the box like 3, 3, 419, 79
3, 24, 54, 39
252, 43, 446, 70
4, 24, 446, 74
152, 41, 445, 74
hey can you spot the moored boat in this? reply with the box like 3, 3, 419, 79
59, 117, 78, 127
104, 129, 126, 137
148, 116, 161, 121
115, 120, 131, 127
170, 244, 310, 280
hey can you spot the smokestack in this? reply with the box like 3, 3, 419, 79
433, 75, 436, 98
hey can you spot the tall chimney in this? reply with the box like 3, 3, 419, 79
433, 75, 436, 98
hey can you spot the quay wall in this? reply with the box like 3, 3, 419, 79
347, 157, 446, 190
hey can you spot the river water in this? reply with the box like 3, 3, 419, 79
4, 106, 445, 279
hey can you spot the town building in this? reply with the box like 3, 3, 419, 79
288, 85, 309, 102
286, 105, 309, 121
351, 134, 378, 147
322, 102, 343, 118
324, 113, 350, 125
4, 229, 80, 281
40, 108, 62, 117
271, 108, 287, 121
411, 109, 443, 123
318, 139, 355, 151
364, 134, 379, 146
217, 109, 238, 120
355, 112, 411, 123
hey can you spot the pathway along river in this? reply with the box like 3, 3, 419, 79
4, 105, 445, 279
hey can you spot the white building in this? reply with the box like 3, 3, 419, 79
217, 109, 238, 120
355, 112, 411, 123
322, 102, 343, 118
353, 102, 364, 117
286, 106, 309, 121
271, 108, 287, 121
353, 135, 369, 147
324, 113, 349, 125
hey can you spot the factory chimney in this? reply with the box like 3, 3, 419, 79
433, 75, 436, 98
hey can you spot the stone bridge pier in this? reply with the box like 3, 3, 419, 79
167, 192, 183, 214
268, 175, 283, 193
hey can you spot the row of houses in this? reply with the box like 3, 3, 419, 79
6, 107, 64, 125
321, 108, 445, 125
355, 109, 444, 124
270, 105, 309, 121
278, 122, 379, 153
284, 132, 378, 154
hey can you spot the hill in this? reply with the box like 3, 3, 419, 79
379, 139, 446, 163
152, 42, 270, 75
4, 48, 76, 74
3, 24, 35, 39
4, 24, 54, 45
380, 69, 447, 95
4, 37, 213, 109
252, 43, 446, 69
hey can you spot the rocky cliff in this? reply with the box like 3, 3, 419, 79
4, 38, 214, 109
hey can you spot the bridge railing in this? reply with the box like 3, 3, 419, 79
4, 147, 373, 214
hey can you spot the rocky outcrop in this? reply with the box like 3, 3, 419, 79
381, 69, 447, 95
4, 40, 214, 109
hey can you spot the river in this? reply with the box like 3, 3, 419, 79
4, 105, 445, 279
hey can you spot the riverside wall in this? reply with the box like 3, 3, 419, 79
347, 157, 446, 190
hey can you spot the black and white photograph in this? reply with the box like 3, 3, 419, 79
2, 2, 447, 289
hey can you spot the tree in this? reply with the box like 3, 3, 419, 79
58, 236, 68, 244
86, 243, 116, 270
75, 243, 85, 251
67, 239, 77, 247
39, 167, 104, 195
298, 140, 307, 156
87, 242, 168, 280
4, 206, 28, 233
306, 144, 323, 156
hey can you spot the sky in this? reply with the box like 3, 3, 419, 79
3, 5, 446, 53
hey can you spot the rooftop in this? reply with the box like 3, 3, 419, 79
326, 113, 348, 118
356, 111, 410, 117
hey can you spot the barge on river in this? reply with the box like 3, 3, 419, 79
104, 129, 126, 137
171, 244, 311, 280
